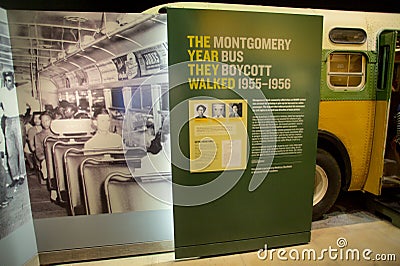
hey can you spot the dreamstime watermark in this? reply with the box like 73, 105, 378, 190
257, 237, 397, 262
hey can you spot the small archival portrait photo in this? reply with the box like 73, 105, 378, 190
195, 103, 208, 119
229, 102, 242, 118
212, 103, 226, 118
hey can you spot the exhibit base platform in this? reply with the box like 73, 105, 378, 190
38, 240, 174, 265
366, 187, 400, 228
24, 254, 40, 266
175, 231, 310, 259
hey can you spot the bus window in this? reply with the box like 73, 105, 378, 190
130, 85, 152, 111
131, 86, 141, 110
142, 87, 152, 110
329, 28, 367, 44
327, 53, 366, 91
111, 87, 125, 110
377, 31, 398, 91
161, 84, 169, 111
65, 92, 77, 105
92, 90, 105, 109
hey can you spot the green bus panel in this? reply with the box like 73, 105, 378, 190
167, 7, 323, 259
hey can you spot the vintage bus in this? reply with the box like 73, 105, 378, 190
144, 2, 400, 220
2, 3, 400, 221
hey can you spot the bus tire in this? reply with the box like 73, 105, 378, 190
313, 148, 341, 221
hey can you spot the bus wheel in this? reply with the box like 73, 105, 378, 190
313, 148, 341, 220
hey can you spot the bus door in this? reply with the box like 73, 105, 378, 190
365, 30, 398, 194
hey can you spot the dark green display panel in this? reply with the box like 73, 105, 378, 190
167, 7, 323, 259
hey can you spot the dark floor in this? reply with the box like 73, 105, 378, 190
312, 187, 400, 230
26, 167, 68, 219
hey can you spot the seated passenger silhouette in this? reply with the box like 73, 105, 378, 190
34, 112, 55, 180
84, 110, 122, 151
63, 103, 77, 119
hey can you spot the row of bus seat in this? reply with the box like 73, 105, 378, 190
41, 120, 171, 215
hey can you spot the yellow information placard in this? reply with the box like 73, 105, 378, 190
189, 99, 247, 172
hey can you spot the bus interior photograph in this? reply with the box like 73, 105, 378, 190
1, 10, 172, 222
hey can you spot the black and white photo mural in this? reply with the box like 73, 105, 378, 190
5, 10, 172, 220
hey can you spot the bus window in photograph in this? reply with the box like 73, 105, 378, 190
327, 53, 366, 91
